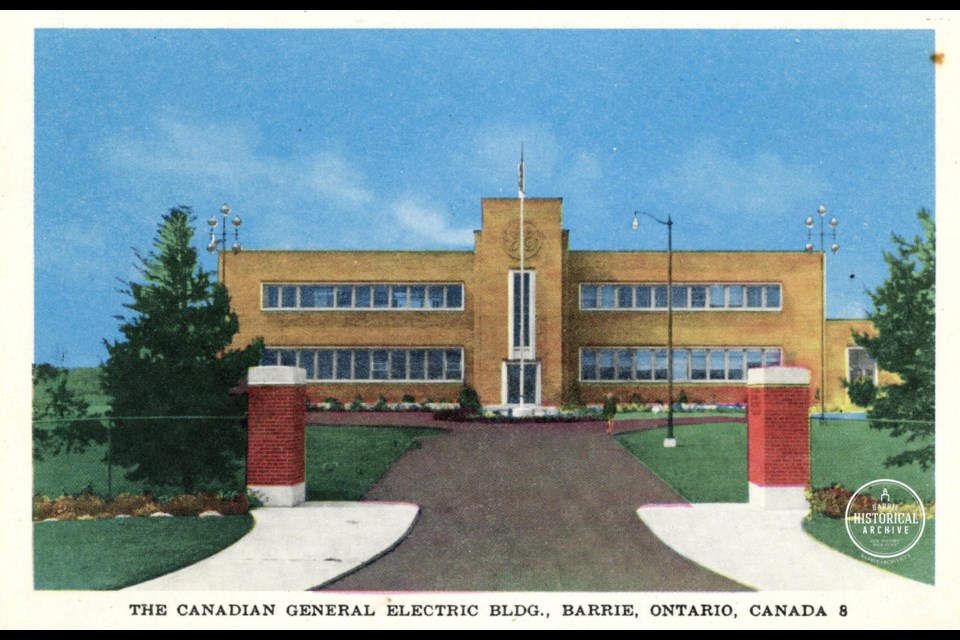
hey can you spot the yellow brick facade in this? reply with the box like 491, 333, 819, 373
222, 197, 871, 410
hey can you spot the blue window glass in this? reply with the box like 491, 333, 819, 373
764, 348, 782, 366
728, 351, 744, 380
354, 286, 372, 308
654, 286, 668, 308
446, 285, 463, 308
392, 286, 408, 308
409, 350, 426, 379
280, 350, 296, 367
691, 349, 707, 380
335, 350, 353, 379
513, 272, 531, 347
598, 350, 615, 380
445, 350, 462, 380
427, 350, 444, 380
746, 286, 764, 308
671, 286, 688, 308
261, 348, 279, 366
581, 349, 597, 380
599, 286, 615, 309
298, 350, 315, 379
353, 349, 370, 380
654, 349, 668, 380
409, 286, 426, 309
390, 350, 408, 379
264, 286, 280, 308
373, 286, 390, 308
581, 285, 598, 309
616, 286, 633, 308
317, 351, 333, 380
616, 349, 633, 380
709, 285, 726, 308
635, 286, 652, 308
635, 349, 653, 380
746, 349, 763, 369
281, 286, 297, 308
372, 350, 389, 380
428, 286, 445, 308
690, 286, 707, 308
765, 285, 781, 308
672, 350, 689, 381
709, 350, 726, 380
728, 286, 744, 307
335, 286, 353, 308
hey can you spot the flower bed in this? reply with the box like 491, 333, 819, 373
33, 491, 254, 522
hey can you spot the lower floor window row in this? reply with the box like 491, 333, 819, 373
261, 347, 463, 382
580, 347, 782, 382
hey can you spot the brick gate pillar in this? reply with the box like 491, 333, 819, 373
747, 367, 810, 510
247, 366, 306, 507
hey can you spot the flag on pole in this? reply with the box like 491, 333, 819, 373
518, 144, 525, 198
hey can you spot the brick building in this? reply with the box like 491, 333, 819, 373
221, 198, 888, 411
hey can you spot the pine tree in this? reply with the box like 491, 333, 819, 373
849, 210, 935, 470
102, 208, 263, 493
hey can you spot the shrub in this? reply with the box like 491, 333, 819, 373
458, 385, 482, 415
568, 382, 581, 407
349, 395, 365, 412
806, 483, 879, 519
602, 394, 618, 421
677, 390, 689, 405
402, 393, 416, 403
324, 397, 345, 411
374, 395, 389, 412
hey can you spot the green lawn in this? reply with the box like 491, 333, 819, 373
306, 425, 443, 500
617, 419, 935, 584
617, 419, 934, 503
614, 409, 746, 421
34, 514, 254, 590
616, 422, 748, 502
33, 427, 245, 498
803, 515, 935, 585
810, 419, 934, 501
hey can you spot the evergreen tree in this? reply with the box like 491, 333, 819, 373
102, 208, 263, 493
849, 210, 935, 470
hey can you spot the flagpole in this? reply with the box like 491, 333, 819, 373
518, 144, 525, 410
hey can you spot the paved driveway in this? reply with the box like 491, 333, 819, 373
321, 421, 749, 591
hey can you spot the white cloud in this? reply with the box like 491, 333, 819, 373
391, 199, 474, 247
659, 138, 826, 218
307, 153, 374, 208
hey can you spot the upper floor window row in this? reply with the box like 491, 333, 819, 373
263, 283, 464, 311
580, 284, 781, 311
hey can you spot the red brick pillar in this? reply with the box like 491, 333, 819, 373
747, 367, 810, 510
247, 366, 306, 507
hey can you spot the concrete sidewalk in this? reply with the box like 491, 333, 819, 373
126, 502, 419, 591
637, 503, 931, 591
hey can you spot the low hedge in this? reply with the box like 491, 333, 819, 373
33, 491, 252, 521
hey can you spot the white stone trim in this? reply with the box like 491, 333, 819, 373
248, 365, 307, 386
248, 482, 306, 507
747, 366, 810, 387
749, 483, 808, 511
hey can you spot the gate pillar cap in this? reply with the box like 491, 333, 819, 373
747, 366, 810, 386
248, 365, 307, 386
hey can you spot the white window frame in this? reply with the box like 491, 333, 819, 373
846, 347, 879, 385
501, 361, 542, 406
261, 283, 465, 312
260, 347, 465, 383
579, 283, 782, 312
578, 346, 783, 383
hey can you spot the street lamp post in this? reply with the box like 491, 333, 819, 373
805, 205, 839, 423
207, 203, 243, 284
633, 210, 676, 448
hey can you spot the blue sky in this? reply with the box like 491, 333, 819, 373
33, 28, 935, 368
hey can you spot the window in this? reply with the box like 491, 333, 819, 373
579, 347, 784, 382
262, 283, 465, 311
260, 347, 465, 382
848, 347, 877, 383
580, 282, 781, 311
